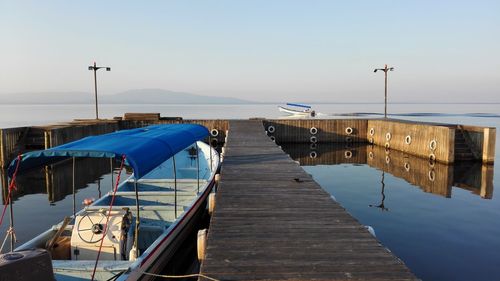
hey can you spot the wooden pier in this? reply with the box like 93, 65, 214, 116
200, 120, 418, 280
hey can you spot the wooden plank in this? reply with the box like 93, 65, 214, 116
199, 120, 418, 281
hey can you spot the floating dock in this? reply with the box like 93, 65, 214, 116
199, 120, 418, 280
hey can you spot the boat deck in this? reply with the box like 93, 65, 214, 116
200, 120, 418, 280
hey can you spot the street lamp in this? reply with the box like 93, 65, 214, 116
88, 62, 111, 119
373, 64, 394, 118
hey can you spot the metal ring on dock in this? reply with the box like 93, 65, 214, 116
267, 125, 276, 134
310, 127, 318, 135
310, 143, 317, 150
429, 158, 436, 168
369, 128, 375, 136
405, 135, 412, 145
368, 151, 374, 159
429, 153, 436, 162
310, 136, 318, 143
309, 151, 318, 158
211, 138, 218, 147
385, 142, 390, 149
345, 136, 353, 143
385, 132, 392, 141
428, 169, 436, 182
369, 137, 374, 144
345, 127, 353, 135
404, 162, 411, 172
429, 139, 437, 151
210, 129, 219, 137
344, 150, 353, 159
385, 155, 391, 164
270, 136, 276, 142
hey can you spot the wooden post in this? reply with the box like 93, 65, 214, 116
44, 131, 50, 149
0, 169, 7, 206
482, 127, 496, 164
0, 129, 5, 169
480, 164, 494, 199
447, 129, 456, 164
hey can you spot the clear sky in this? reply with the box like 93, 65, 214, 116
0, 0, 499, 103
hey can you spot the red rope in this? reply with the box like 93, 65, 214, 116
91, 155, 126, 281
0, 155, 22, 228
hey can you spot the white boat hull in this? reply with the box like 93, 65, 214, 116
278, 106, 313, 117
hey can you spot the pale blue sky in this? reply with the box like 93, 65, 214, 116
0, 0, 499, 102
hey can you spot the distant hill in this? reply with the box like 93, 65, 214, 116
101, 89, 251, 104
1, 89, 254, 104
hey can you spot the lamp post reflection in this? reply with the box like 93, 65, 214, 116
369, 171, 389, 211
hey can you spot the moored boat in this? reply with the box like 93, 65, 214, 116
278, 103, 316, 117
1, 124, 220, 281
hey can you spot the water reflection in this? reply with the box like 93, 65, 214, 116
1, 158, 114, 204
0, 141, 222, 205
281, 143, 494, 199
369, 172, 389, 211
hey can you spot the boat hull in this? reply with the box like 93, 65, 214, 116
278, 106, 312, 116
120, 179, 215, 281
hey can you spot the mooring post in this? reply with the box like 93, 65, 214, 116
196, 143, 200, 193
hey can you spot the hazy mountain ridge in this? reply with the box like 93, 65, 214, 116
1, 89, 254, 104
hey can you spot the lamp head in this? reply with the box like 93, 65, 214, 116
106, 67, 111, 71
374, 69, 378, 73
389, 67, 394, 71
88, 66, 94, 70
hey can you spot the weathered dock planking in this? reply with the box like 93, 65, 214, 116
200, 120, 418, 280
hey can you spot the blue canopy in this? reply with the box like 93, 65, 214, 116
8, 124, 209, 179
286, 103, 311, 109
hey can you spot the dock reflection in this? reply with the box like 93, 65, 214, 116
1, 158, 113, 204
281, 143, 494, 199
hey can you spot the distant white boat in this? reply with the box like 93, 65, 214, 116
278, 103, 316, 117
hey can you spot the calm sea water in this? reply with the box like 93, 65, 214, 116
0, 103, 500, 128
0, 103, 499, 280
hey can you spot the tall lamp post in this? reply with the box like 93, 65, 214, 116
88, 62, 111, 119
373, 64, 394, 118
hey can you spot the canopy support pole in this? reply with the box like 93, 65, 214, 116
209, 137, 213, 172
97, 179, 101, 199
196, 143, 200, 193
110, 158, 114, 190
173, 156, 177, 219
133, 179, 140, 258
72, 157, 76, 218
8, 178, 14, 252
